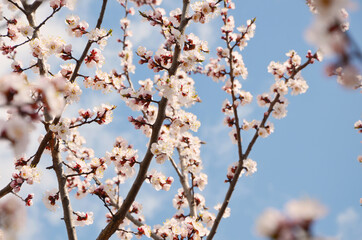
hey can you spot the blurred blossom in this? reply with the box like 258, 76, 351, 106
0, 196, 26, 240
285, 198, 327, 221
256, 197, 327, 239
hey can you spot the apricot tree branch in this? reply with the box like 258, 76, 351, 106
0, 116, 60, 199
51, 136, 78, 240
207, 56, 315, 240
177, 148, 196, 217
96, 1, 191, 239
92, 176, 163, 240
69, 0, 109, 83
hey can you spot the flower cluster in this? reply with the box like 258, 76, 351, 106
150, 134, 175, 164
306, 0, 351, 54
127, 0, 162, 7
137, 46, 172, 72
226, 158, 257, 182
146, 169, 174, 191
30, 36, 73, 62
306, 0, 362, 88
191, 1, 218, 24
83, 69, 126, 93
50, 104, 115, 140
64, 81, 82, 103
176, 132, 203, 175
0, 74, 66, 154
253, 50, 319, 125
85, 48, 105, 68
179, 33, 209, 72
0, 18, 34, 43
205, 15, 255, 81
87, 28, 111, 50
65, 15, 89, 37
138, 8, 209, 72
154, 216, 209, 239
42, 189, 60, 212
121, 78, 155, 111
50, 0, 76, 10
334, 66, 362, 89
105, 137, 138, 183
154, 71, 200, 107
73, 211, 94, 226
10, 165, 40, 192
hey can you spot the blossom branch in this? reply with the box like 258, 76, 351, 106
119, 0, 134, 89
50, 136, 78, 240
92, 176, 163, 240
168, 156, 183, 179
169, 152, 196, 217
207, 19, 244, 238
207, 55, 316, 240
96, 1, 191, 239
69, 0, 109, 83
244, 57, 315, 158
125, 214, 163, 240
177, 148, 196, 217
0, 115, 61, 199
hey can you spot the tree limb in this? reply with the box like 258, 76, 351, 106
176, 149, 196, 217
69, 0, 109, 83
0, 116, 60, 200
51, 136, 78, 240
93, 177, 163, 240
96, 1, 191, 239
207, 56, 314, 240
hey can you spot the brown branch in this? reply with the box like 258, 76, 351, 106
207, 56, 315, 240
51, 137, 78, 240
244, 58, 314, 159
206, 16, 244, 238
29, 0, 44, 12
96, 97, 167, 240
175, 149, 196, 217
96, 1, 191, 239
30, 117, 58, 167
69, 0, 108, 83
8, 0, 27, 15
92, 176, 163, 240
0, 184, 12, 199
168, 156, 183, 179
126, 213, 163, 240
0, 116, 61, 199
120, 0, 134, 89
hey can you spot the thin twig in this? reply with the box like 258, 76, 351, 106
168, 156, 183, 179
176, 148, 196, 217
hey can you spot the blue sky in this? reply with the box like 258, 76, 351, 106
0, 0, 361, 239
